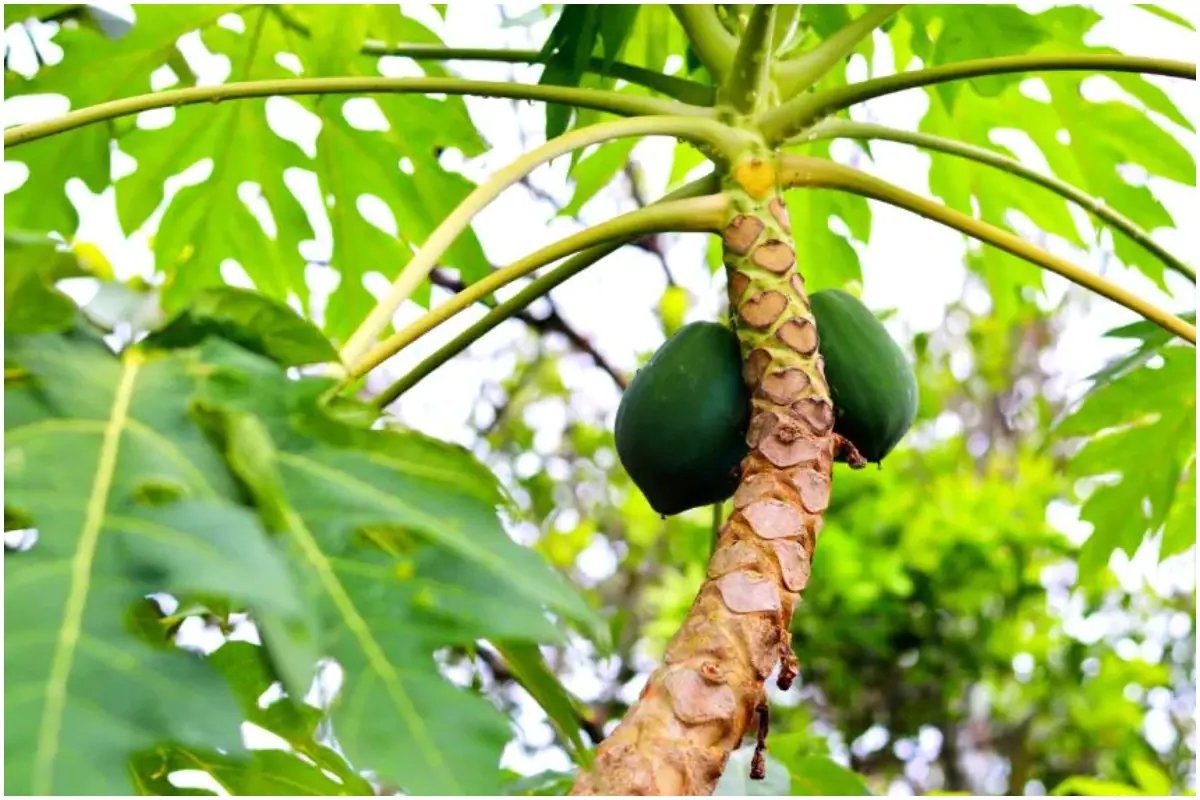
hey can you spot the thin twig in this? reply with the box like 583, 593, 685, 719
430, 268, 628, 389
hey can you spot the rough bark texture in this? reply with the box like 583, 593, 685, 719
572, 153, 834, 795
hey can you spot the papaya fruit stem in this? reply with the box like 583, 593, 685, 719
720, 5, 777, 115
2, 77, 713, 149
774, 5, 904, 98
671, 5, 738, 81
369, 176, 721, 405
357, 44, 715, 106
339, 115, 748, 372
780, 154, 1197, 345
797, 118, 1196, 281
349, 193, 730, 383
759, 54, 1196, 144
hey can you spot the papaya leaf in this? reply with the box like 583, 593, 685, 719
276, 5, 489, 337
128, 642, 374, 796
713, 746, 791, 795
179, 340, 603, 793
494, 640, 592, 766
145, 287, 338, 367
4, 233, 86, 334
113, 7, 312, 315
3, 333, 314, 795
896, 5, 1192, 291
562, 139, 637, 217
4, 6, 236, 235
538, 5, 639, 138
1058, 336, 1195, 582
787, 756, 873, 796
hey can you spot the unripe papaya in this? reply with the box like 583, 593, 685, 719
615, 292, 917, 515
615, 322, 750, 516
809, 289, 918, 463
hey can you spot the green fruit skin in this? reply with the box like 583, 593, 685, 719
809, 289, 918, 463
615, 322, 751, 516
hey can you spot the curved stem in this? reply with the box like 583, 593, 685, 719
779, 154, 1196, 343
372, 175, 720, 405
360, 43, 715, 106
671, 5, 737, 80
339, 116, 745, 369
760, 54, 1197, 143
3, 77, 712, 148
776, 4, 904, 97
351, 194, 729, 382
721, 4, 776, 114
798, 118, 1195, 281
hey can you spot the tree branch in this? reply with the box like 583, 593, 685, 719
2, 76, 713, 149
429, 268, 628, 389
759, 54, 1197, 143
779, 154, 1196, 343
797, 118, 1195, 281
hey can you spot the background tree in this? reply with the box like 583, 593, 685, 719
4, 3, 1195, 795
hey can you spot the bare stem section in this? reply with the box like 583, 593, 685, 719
572, 152, 834, 795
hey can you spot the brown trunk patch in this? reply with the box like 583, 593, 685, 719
722, 215, 765, 255
769, 197, 791, 233
760, 433, 822, 468
771, 540, 810, 591
746, 410, 780, 448
663, 668, 737, 726
742, 499, 805, 540
733, 472, 781, 509
776, 318, 818, 354
758, 368, 811, 405
738, 291, 788, 329
790, 397, 834, 434
708, 540, 767, 578
727, 271, 751, 306
716, 571, 781, 614
751, 240, 796, 274
790, 468, 831, 513
742, 348, 772, 388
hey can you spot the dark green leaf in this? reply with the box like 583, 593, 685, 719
145, 287, 338, 367
4, 333, 313, 795
4, 233, 85, 334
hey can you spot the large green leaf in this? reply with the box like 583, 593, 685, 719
3, 334, 312, 795
4, 6, 236, 234
113, 7, 312, 314
896, 5, 1193, 292
145, 287, 338, 367
130, 642, 375, 796
538, 5, 640, 137
169, 339, 602, 794
3, 233, 86, 334
1057, 326, 1196, 581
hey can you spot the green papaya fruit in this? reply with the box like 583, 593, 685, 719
809, 289, 918, 463
615, 322, 750, 516
615, 292, 917, 515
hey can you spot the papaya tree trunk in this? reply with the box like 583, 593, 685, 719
572, 152, 834, 795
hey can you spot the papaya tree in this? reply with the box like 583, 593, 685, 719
3, 3, 1195, 795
